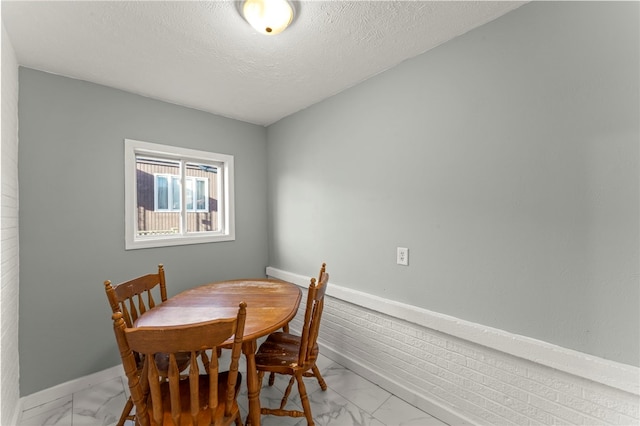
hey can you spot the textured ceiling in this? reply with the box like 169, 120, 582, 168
2, 1, 526, 126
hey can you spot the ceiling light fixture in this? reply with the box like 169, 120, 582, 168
239, 0, 295, 36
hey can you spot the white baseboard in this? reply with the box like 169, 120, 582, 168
20, 364, 124, 411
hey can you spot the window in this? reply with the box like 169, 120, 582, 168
125, 139, 235, 249
153, 173, 208, 212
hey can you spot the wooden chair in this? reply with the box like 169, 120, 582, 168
112, 302, 247, 426
105, 265, 206, 426
267, 263, 327, 390
104, 264, 168, 425
254, 267, 329, 426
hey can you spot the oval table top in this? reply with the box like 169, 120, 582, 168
135, 278, 302, 342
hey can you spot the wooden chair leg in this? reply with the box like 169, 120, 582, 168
311, 365, 327, 391
116, 397, 134, 426
296, 374, 314, 426
268, 372, 276, 386
279, 376, 296, 409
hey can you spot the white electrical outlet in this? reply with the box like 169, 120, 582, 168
397, 247, 409, 266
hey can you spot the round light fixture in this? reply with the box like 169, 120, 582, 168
239, 0, 295, 36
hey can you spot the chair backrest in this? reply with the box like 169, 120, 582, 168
297, 268, 329, 368
112, 302, 247, 426
104, 264, 167, 328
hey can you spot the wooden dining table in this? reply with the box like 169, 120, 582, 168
134, 278, 302, 426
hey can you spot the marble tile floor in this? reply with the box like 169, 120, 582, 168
18, 353, 449, 426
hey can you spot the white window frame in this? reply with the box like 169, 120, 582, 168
125, 139, 235, 250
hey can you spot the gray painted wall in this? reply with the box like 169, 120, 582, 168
266, 2, 639, 366
18, 69, 269, 396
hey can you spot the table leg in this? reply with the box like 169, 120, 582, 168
243, 340, 260, 426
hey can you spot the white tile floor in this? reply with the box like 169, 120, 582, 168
18, 353, 449, 426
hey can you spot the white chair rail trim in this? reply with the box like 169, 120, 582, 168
266, 266, 639, 396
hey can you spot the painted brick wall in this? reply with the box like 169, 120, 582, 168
1, 23, 21, 425
275, 269, 639, 426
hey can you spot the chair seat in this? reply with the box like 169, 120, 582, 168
255, 332, 318, 369
150, 371, 242, 426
